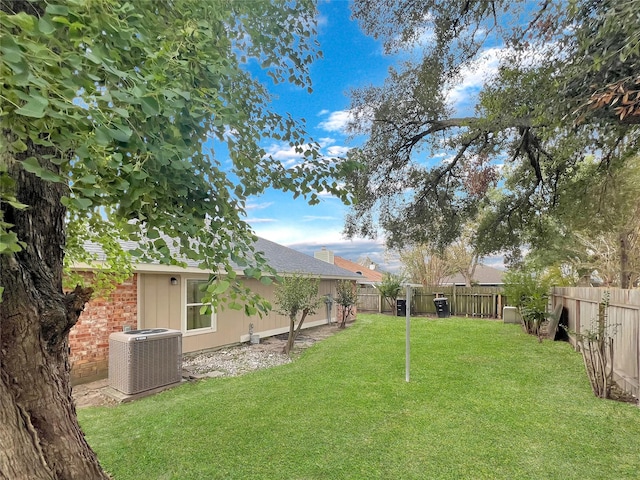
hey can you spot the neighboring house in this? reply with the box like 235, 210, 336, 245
314, 247, 384, 285
313, 248, 387, 313
69, 238, 360, 384
441, 264, 505, 287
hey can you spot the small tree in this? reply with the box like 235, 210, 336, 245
274, 274, 322, 355
503, 267, 552, 340
335, 280, 358, 329
572, 292, 616, 399
377, 273, 404, 312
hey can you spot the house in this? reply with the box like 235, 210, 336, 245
314, 247, 384, 285
440, 264, 505, 287
69, 237, 361, 384
313, 248, 387, 313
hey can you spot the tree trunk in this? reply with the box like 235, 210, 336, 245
283, 317, 296, 355
619, 231, 631, 289
1, 152, 108, 478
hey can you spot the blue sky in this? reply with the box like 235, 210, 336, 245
239, 1, 504, 272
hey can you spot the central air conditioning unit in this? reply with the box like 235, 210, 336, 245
109, 328, 182, 395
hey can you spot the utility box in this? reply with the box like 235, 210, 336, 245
503, 306, 521, 324
434, 297, 450, 318
396, 299, 407, 316
109, 328, 182, 395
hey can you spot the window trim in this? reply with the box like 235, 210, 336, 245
183, 278, 216, 335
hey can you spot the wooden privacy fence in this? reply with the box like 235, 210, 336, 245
357, 286, 507, 318
550, 287, 640, 399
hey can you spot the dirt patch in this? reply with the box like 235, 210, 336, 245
72, 323, 344, 409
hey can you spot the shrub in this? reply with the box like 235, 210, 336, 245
503, 267, 553, 339
335, 280, 358, 329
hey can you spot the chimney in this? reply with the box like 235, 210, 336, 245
314, 247, 334, 265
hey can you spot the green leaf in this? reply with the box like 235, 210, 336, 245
78, 174, 97, 184
94, 127, 111, 146
213, 280, 230, 295
72, 197, 92, 210
38, 16, 56, 35
141, 97, 160, 116
107, 124, 133, 142
45, 5, 69, 16
260, 276, 273, 286
0, 232, 26, 254
85, 49, 103, 65
6, 12, 36, 31
175, 90, 191, 100
6, 199, 28, 209
15, 96, 48, 118
21, 157, 63, 183
146, 229, 160, 240
11, 139, 28, 153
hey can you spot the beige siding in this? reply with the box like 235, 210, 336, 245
139, 274, 181, 331
139, 273, 339, 354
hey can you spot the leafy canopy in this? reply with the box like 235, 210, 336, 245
1, 0, 346, 310
377, 272, 404, 309
344, 0, 639, 262
274, 274, 322, 321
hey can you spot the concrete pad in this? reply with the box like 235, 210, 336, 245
102, 380, 185, 404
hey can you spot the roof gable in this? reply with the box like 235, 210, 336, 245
333, 256, 384, 282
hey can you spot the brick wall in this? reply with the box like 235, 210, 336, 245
69, 273, 138, 384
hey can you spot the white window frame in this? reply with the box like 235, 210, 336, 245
183, 278, 216, 335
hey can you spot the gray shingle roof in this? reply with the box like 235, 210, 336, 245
441, 264, 505, 286
81, 237, 360, 280
252, 238, 360, 278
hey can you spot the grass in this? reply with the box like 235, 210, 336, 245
79, 315, 640, 479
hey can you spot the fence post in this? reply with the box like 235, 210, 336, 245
452, 284, 457, 316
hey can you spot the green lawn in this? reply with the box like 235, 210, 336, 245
79, 315, 640, 479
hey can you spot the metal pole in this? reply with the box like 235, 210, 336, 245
405, 284, 411, 382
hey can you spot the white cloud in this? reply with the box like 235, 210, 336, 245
252, 222, 400, 272
246, 217, 277, 224
318, 110, 353, 132
264, 142, 314, 167
326, 145, 351, 157
246, 201, 273, 211
302, 215, 337, 222
445, 46, 504, 109
317, 109, 330, 116
253, 224, 344, 246
318, 137, 336, 147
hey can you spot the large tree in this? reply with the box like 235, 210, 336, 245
526, 154, 640, 287
0, 1, 342, 477
344, 0, 639, 264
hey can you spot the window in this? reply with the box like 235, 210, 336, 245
185, 279, 214, 332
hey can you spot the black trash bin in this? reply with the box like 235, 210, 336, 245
433, 297, 450, 318
396, 299, 407, 316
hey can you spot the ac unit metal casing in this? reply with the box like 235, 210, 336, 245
109, 328, 182, 395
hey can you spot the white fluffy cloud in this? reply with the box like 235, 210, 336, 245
318, 110, 353, 132
326, 145, 351, 157
263, 142, 313, 167
246, 217, 278, 224
445, 46, 504, 109
246, 201, 273, 211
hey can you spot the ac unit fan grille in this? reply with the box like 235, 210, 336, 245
109, 330, 182, 395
